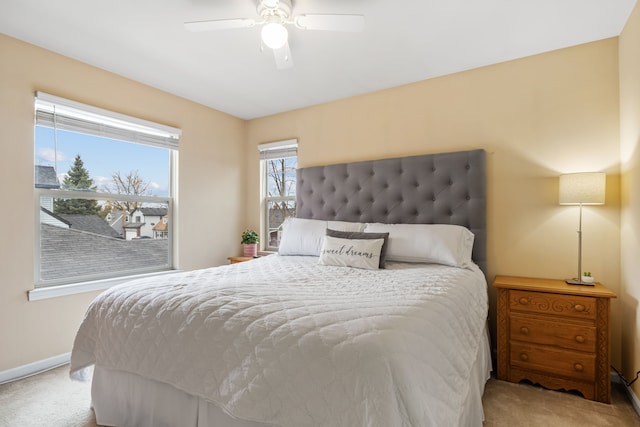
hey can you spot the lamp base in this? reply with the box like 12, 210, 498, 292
565, 278, 595, 286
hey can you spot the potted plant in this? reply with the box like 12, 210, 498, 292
581, 271, 595, 283
241, 229, 259, 257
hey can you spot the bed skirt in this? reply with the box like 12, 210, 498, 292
90, 326, 492, 427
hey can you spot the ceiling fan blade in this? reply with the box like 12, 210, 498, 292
184, 18, 256, 32
294, 14, 364, 32
273, 41, 293, 69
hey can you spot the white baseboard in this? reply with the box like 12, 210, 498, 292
612, 371, 640, 416
0, 352, 70, 385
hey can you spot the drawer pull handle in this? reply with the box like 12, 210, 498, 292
574, 363, 584, 372
575, 335, 585, 343
520, 353, 529, 362
520, 327, 529, 335
518, 297, 529, 305
574, 304, 585, 312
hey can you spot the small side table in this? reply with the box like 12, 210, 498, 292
227, 256, 255, 264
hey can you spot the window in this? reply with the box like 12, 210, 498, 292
33, 92, 180, 289
259, 139, 297, 251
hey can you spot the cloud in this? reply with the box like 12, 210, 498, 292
148, 181, 169, 197
94, 175, 111, 189
36, 148, 69, 164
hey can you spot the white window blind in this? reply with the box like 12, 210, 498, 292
258, 138, 298, 160
35, 92, 181, 149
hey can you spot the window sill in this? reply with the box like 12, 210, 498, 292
28, 270, 182, 301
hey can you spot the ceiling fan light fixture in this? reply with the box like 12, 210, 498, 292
184, 0, 363, 69
261, 22, 288, 49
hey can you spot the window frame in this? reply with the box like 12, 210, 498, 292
31, 92, 180, 297
259, 139, 298, 252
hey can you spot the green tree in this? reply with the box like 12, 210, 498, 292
54, 154, 101, 215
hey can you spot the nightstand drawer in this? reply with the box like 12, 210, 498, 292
510, 314, 596, 352
510, 342, 595, 381
509, 290, 596, 320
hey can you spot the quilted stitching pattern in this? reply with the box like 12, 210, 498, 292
70, 256, 488, 427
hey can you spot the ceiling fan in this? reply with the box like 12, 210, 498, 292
184, 0, 365, 69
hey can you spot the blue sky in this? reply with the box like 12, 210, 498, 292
35, 127, 170, 197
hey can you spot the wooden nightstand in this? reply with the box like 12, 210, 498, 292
493, 275, 616, 403
227, 256, 255, 264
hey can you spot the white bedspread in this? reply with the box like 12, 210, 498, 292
70, 255, 488, 427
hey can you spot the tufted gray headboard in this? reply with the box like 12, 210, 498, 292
296, 149, 487, 275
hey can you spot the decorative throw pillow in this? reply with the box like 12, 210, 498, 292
325, 229, 390, 268
318, 235, 385, 270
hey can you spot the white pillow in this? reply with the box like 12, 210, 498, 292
278, 218, 327, 256
318, 235, 385, 270
363, 223, 475, 267
327, 220, 366, 232
278, 218, 366, 256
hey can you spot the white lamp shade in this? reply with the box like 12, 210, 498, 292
261, 22, 288, 49
559, 172, 606, 205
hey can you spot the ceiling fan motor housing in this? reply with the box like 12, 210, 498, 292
257, 0, 292, 21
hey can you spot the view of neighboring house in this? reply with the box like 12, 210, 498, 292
35, 165, 59, 190
57, 213, 122, 238
153, 214, 169, 239
267, 206, 290, 248
35, 165, 62, 226
106, 210, 127, 237
40, 223, 168, 282
35, 165, 169, 241
35, 165, 171, 283
123, 207, 169, 240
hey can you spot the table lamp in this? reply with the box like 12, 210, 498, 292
559, 172, 606, 285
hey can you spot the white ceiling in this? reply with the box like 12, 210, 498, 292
1, 0, 636, 120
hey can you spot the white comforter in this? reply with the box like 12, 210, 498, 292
70, 255, 488, 427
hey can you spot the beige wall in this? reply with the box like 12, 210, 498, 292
0, 34, 246, 371
0, 20, 633, 386
247, 39, 623, 366
620, 2, 640, 396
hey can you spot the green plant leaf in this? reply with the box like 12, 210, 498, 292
241, 229, 259, 244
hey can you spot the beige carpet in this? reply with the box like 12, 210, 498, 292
0, 365, 96, 427
482, 377, 640, 426
1, 365, 639, 426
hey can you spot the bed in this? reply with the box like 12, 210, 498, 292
70, 148, 490, 427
